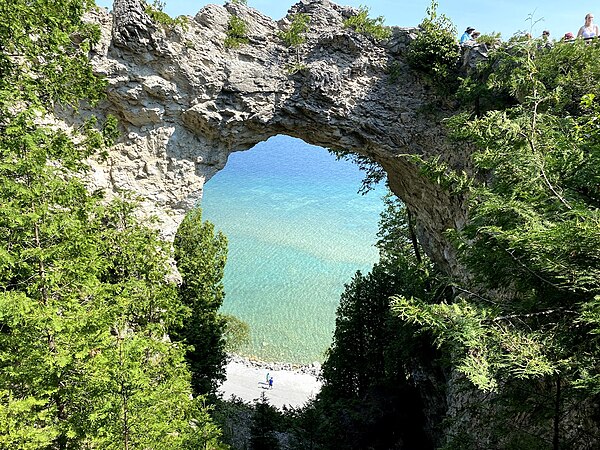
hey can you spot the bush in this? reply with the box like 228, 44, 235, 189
144, 0, 188, 31
475, 32, 502, 47
343, 5, 391, 41
224, 14, 249, 48
406, 0, 460, 91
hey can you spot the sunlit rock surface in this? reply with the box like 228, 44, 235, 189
84, 0, 469, 278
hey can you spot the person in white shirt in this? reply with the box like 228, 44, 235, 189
577, 13, 599, 39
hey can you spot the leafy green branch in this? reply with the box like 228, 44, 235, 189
398, 153, 473, 195
144, 0, 188, 31
343, 5, 391, 41
392, 296, 558, 392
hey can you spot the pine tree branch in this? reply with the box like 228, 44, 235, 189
491, 308, 576, 322
504, 248, 563, 290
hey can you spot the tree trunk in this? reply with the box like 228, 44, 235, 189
553, 376, 560, 450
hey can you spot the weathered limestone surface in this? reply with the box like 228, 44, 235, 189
84, 0, 469, 278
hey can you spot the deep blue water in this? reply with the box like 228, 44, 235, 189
201, 135, 386, 363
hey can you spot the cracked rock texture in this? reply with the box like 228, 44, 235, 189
83, 0, 469, 279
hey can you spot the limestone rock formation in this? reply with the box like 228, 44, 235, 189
84, 0, 469, 278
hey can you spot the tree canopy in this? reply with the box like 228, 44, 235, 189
396, 33, 600, 448
0, 1, 227, 447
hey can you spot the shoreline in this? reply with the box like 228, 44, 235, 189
219, 354, 323, 409
226, 353, 322, 377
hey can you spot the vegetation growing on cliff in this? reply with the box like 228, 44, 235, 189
279, 13, 310, 49
0, 1, 227, 447
397, 21, 600, 449
224, 14, 249, 48
343, 5, 391, 41
406, 0, 460, 91
279, 12, 310, 72
144, 0, 188, 31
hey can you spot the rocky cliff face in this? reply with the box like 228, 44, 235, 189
82, 0, 469, 279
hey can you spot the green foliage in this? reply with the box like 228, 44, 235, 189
284, 62, 308, 74
222, 313, 251, 352
224, 14, 249, 48
279, 13, 310, 68
0, 0, 104, 111
407, 154, 473, 195
475, 32, 501, 47
174, 208, 228, 396
279, 13, 310, 48
144, 0, 188, 31
0, 1, 226, 446
393, 298, 556, 392
250, 394, 281, 450
397, 34, 600, 445
230, 0, 247, 4
458, 38, 600, 115
406, 0, 460, 92
343, 5, 391, 41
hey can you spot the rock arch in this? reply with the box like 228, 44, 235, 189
86, 0, 469, 277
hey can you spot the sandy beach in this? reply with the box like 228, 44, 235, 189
217, 355, 323, 409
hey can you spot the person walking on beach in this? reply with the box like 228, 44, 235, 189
266, 372, 270, 383
269, 377, 273, 389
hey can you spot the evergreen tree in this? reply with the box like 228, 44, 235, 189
174, 207, 228, 396
314, 195, 440, 450
249, 393, 281, 450
0, 1, 226, 447
320, 195, 441, 400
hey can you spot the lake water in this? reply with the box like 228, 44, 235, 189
201, 135, 386, 364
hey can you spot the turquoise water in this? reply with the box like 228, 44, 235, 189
201, 135, 386, 364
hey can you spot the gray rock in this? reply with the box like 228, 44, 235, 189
82, 0, 468, 283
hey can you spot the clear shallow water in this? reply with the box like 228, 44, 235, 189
201, 135, 386, 364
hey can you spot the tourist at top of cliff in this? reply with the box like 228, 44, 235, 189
563, 31, 575, 41
577, 13, 599, 39
471, 30, 481, 40
538, 30, 553, 49
460, 27, 475, 44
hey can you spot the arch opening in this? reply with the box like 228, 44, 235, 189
201, 135, 387, 364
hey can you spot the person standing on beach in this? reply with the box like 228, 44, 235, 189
266, 372, 270, 383
269, 377, 273, 389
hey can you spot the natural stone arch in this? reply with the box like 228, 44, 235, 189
85, 0, 469, 278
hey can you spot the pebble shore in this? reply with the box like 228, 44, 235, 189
227, 353, 322, 378
219, 354, 323, 408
